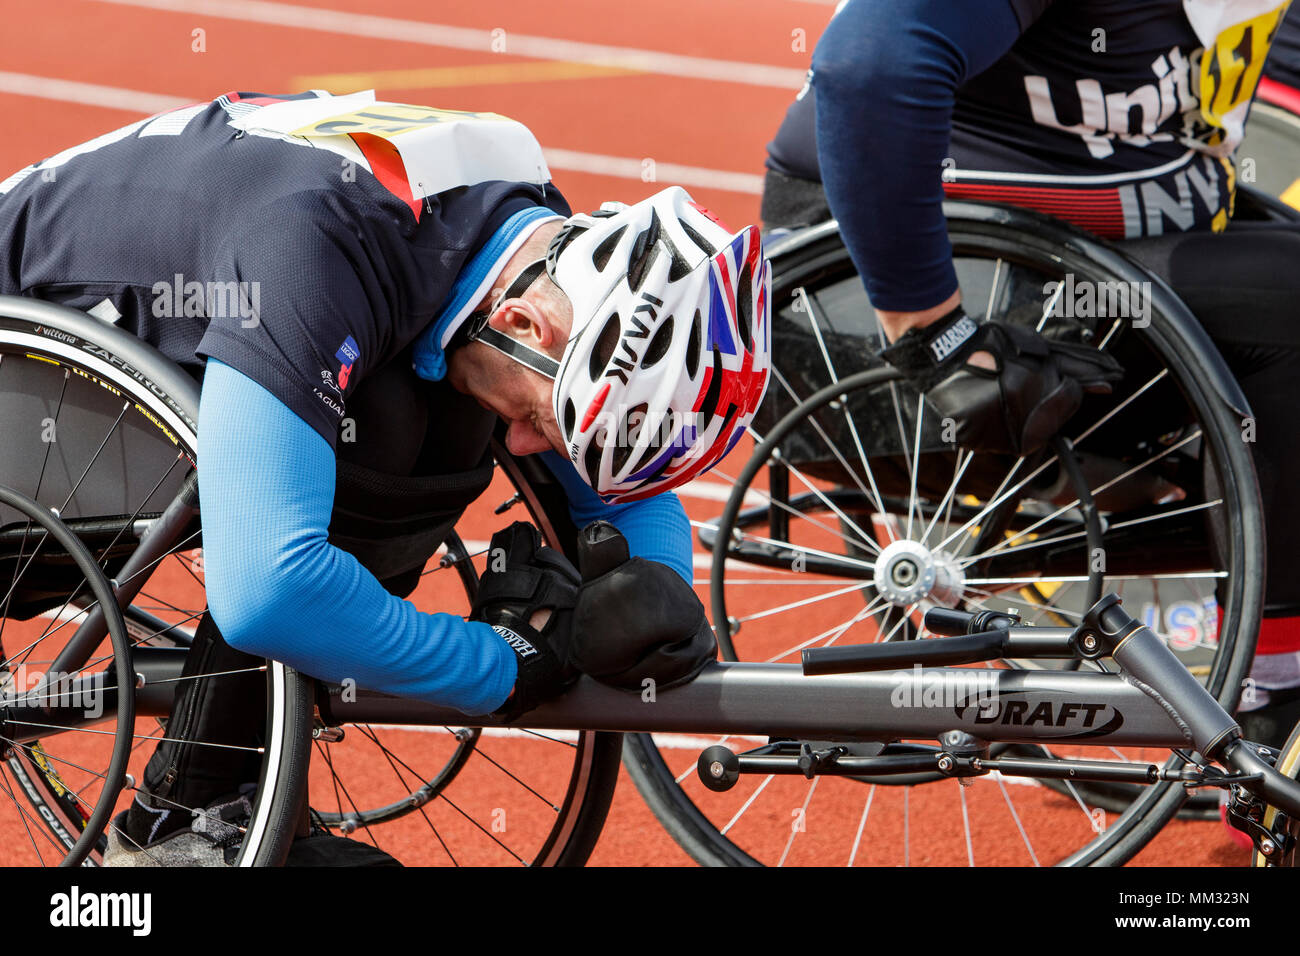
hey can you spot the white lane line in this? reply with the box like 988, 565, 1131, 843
0, 71, 188, 113
0, 73, 762, 194
543, 148, 762, 195
89, 0, 808, 90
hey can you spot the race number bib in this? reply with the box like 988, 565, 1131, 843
1184, 0, 1293, 153
228, 91, 550, 201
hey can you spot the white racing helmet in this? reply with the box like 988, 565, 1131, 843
551, 187, 770, 502
469, 186, 771, 502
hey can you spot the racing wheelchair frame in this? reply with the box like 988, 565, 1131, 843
0, 192, 1292, 866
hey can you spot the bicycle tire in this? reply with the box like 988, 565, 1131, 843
0, 483, 136, 866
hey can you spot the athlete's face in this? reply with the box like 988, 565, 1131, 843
446, 340, 566, 458
476, 372, 564, 457
447, 231, 571, 457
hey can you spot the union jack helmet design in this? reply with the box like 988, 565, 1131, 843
547, 187, 771, 502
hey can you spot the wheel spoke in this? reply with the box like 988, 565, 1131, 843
761, 596, 890, 663
708, 465, 885, 559
692, 520, 875, 574
720, 773, 774, 836
1034, 276, 1063, 331
919, 449, 975, 547
995, 774, 1041, 866
958, 781, 974, 867
777, 776, 818, 867
791, 288, 894, 521
735, 580, 876, 626
846, 783, 876, 867
971, 430, 1202, 563
771, 365, 890, 529
906, 391, 925, 541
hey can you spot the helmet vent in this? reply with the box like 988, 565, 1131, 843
736, 261, 754, 352
583, 435, 604, 483
589, 312, 621, 382
686, 309, 702, 378
626, 212, 662, 291
640, 315, 674, 368
681, 218, 717, 256
547, 223, 588, 275
591, 225, 627, 271
661, 233, 693, 281
563, 397, 577, 436
621, 403, 664, 476
697, 350, 723, 422
610, 401, 648, 476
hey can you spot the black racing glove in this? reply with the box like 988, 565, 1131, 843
571, 521, 717, 691
879, 306, 1123, 455
470, 522, 581, 721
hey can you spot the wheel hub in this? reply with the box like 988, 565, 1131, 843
873, 539, 965, 608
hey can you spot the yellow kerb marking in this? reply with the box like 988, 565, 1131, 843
1280, 178, 1300, 211
294, 60, 641, 94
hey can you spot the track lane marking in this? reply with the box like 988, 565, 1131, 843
294, 61, 641, 91
88, 0, 807, 89
0, 73, 762, 193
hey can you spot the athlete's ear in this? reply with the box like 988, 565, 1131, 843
488, 297, 557, 350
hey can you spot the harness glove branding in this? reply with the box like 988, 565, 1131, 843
492, 624, 538, 658
929, 314, 978, 364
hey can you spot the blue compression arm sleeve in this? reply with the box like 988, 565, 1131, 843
812, 0, 1024, 312
198, 359, 516, 715
540, 451, 693, 586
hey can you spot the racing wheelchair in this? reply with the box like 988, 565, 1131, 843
620, 193, 1297, 866
0, 190, 1295, 866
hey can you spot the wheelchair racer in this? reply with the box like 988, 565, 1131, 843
0, 91, 771, 863
761, 0, 1300, 750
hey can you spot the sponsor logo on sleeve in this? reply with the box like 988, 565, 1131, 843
335, 335, 360, 390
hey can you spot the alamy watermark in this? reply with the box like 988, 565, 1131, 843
2, 666, 105, 719
580, 406, 706, 461
1043, 273, 1151, 326
151, 273, 260, 327
889, 663, 999, 711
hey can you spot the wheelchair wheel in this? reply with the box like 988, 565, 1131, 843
625, 203, 1264, 866
286, 450, 623, 866
0, 482, 136, 866
0, 296, 619, 866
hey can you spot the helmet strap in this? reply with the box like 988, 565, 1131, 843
464, 258, 560, 380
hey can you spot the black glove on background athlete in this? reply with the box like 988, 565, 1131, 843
880, 306, 1123, 455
